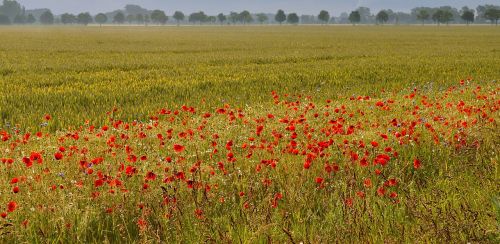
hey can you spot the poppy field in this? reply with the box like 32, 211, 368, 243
0, 26, 499, 242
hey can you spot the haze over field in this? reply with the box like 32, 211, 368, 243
17, 0, 497, 14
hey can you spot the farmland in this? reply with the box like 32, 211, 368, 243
0, 26, 499, 242
1, 26, 499, 130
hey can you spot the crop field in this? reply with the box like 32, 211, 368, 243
0, 26, 499, 242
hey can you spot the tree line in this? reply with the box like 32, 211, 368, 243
0, 1, 499, 26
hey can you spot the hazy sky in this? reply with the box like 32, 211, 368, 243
17, 0, 499, 15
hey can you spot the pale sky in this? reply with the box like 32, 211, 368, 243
16, 0, 499, 15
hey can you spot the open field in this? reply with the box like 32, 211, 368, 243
0, 26, 499, 242
1, 26, 499, 130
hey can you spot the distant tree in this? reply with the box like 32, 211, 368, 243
144, 14, 150, 26
275, 9, 286, 24
13, 14, 25, 24
26, 13, 35, 24
348, 11, 361, 25
113, 12, 125, 24
124, 4, 147, 16
256, 13, 268, 24
356, 7, 371, 23
443, 10, 454, 25
318, 10, 330, 24
95, 13, 107, 26
229, 12, 238, 24
432, 10, 442, 25
126, 14, 135, 24
416, 9, 430, 25
39, 10, 54, 25
136, 14, 144, 24
433, 9, 453, 25
61, 13, 76, 24
173, 11, 185, 25
0, 14, 10, 25
239, 10, 252, 24
0, 0, 22, 20
150, 10, 168, 25
77, 12, 92, 25
207, 16, 216, 24
376, 10, 389, 24
484, 7, 500, 25
287, 13, 299, 25
217, 13, 226, 25
189, 11, 207, 24
460, 7, 475, 25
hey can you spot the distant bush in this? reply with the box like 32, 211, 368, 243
0, 14, 10, 25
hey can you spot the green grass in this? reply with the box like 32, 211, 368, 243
0, 26, 499, 130
0, 26, 498, 243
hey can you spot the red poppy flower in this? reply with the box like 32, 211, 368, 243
30, 152, 43, 164
10, 178, 19, 184
54, 152, 63, 160
345, 198, 353, 207
7, 201, 17, 212
413, 159, 421, 169
145, 171, 156, 181
363, 178, 372, 188
377, 187, 386, 196
22, 157, 32, 168
315, 177, 324, 184
173, 144, 185, 153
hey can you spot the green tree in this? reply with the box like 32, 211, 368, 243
349, 11, 361, 25
217, 13, 226, 25
0, 14, 10, 25
189, 11, 207, 24
77, 12, 92, 25
256, 13, 268, 24
376, 10, 389, 24
25, 13, 35, 24
239, 10, 252, 24
136, 14, 144, 24
61, 13, 76, 24
416, 9, 430, 25
318, 10, 330, 24
460, 7, 475, 25
356, 7, 371, 23
0, 0, 22, 20
287, 13, 299, 25
484, 7, 500, 25
228, 12, 238, 24
95, 13, 107, 26
275, 9, 286, 25
113, 12, 125, 24
126, 14, 135, 24
433, 9, 453, 25
207, 16, 216, 24
13, 14, 24, 24
151, 10, 168, 25
173, 11, 185, 25
39, 10, 54, 25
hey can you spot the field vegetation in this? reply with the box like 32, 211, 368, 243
0, 26, 499, 242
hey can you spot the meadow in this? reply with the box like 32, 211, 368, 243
0, 26, 499, 242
